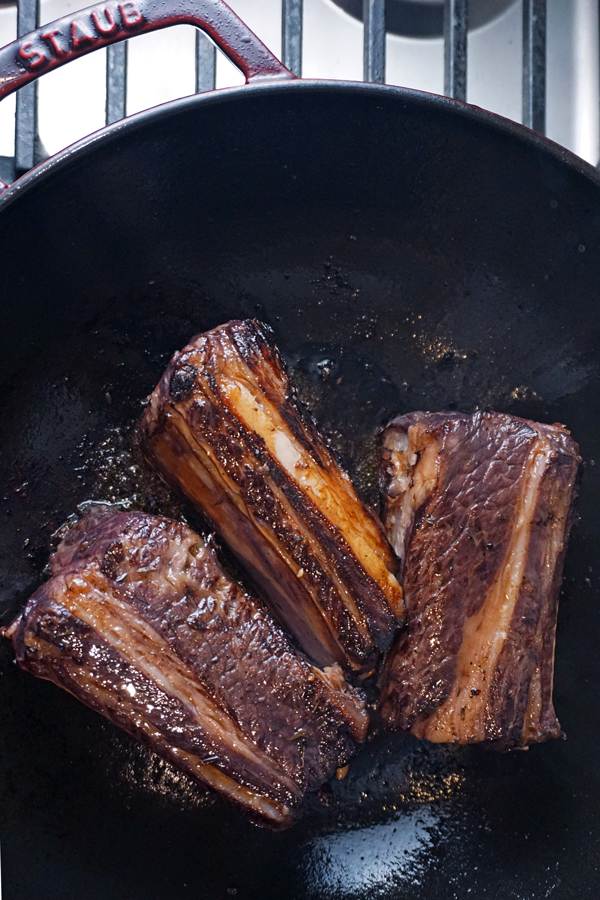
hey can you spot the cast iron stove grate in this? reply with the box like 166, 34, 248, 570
0, 0, 551, 186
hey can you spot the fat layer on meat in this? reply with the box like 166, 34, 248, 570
5, 506, 368, 827
139, 319, 404, 674
378, 411, 581, 749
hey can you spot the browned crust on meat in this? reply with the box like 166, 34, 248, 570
139, 320, 403, 673
378, 410, 580, 749
6, 507, 368, 826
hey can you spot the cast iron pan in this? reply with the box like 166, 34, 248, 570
1, 3, 600, 898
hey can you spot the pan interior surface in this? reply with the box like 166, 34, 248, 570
1, 82, 599, 900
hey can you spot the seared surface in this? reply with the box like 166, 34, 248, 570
139, 319, 403, 673
6, 507, 367, 827
379, 411, 581, 749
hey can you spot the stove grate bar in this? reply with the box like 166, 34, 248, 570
444, 0, 468, 102
15, 0, 40, 175
522, 0, 546, 134
106, 42, 128, 126
363, 0, 385, 84
283, 0, 303, 77
196, 30, 217, 92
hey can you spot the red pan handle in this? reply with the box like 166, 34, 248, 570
0, 0, 295, 189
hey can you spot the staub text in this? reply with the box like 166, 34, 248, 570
18, 2, 143, 69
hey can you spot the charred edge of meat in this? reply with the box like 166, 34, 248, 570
6, 507, 368, 827
9, 598, 299, 827
202, 322, 402, 626
139, 319, 403, 674
169, 364, 198, 401
378, 410, 581, 749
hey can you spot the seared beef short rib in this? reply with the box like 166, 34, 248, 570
139, 319, 404, 674
378, 411, 581, 749
5, 506, 368, 827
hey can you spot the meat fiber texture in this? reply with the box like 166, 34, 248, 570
378, 411, 581, 749
5, 506, 368, 828
139, 319, 404, 675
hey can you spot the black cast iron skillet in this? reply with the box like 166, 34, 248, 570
1, 3, 600, 898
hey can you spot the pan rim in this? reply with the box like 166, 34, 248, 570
1, 78, 599, 214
